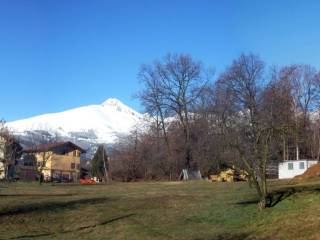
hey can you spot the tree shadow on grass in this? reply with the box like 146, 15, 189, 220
0, 193, 75, 197
194, 232, 251, 240
267, 188, 296, 207
235, 199, 259, 205
8, 213, 136, 239
0, 197, 113, 217
236, 185, 320, 208
268, 185, 320, 207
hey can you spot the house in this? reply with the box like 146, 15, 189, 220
278, 159, 318, 179
23, 141, 86, 182
0, 134, 22, 180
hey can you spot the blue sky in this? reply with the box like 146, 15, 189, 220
1, 0, 320, 121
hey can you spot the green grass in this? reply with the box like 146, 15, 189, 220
0, 179, 320, 240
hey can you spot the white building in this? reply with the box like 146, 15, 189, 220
278, 160, 318, 179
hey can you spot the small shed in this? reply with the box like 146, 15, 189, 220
278, 159, 318, 179
180, 169, 202, 181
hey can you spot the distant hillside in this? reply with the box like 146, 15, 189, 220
6, 98, 147, 161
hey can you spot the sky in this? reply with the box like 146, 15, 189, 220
1, 0, 320, 121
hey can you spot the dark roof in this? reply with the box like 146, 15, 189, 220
24, 141, 86, 154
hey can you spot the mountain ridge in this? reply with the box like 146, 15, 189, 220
6, 98, 144, 144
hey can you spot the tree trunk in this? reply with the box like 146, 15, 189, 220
317, 133, 320, 160
4, 164, 8, 181
259, 173, 268, 209
102, 149, 109, 183
250, 176, 267, 209
283, 137, 286, 161
39, 172, 43, 185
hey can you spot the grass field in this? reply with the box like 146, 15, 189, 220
1, 179, 320, 240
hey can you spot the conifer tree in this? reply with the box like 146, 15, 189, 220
91, 145, 109, 181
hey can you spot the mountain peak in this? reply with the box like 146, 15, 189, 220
101, 98, 139, 117
102, 98, 124, 107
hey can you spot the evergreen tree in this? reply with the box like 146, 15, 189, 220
90, 145, 109, 181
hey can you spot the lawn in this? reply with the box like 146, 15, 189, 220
0, 179, 320, 240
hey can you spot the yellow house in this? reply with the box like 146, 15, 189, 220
24, 141, 85, 182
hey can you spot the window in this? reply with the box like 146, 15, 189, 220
73, 151, 76, 157
288, 162, 293, 170
299, 162, 305, 170
76, 164, 80, 170
71, 163, 75, 169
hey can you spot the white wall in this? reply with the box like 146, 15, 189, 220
278, 160, 318, 179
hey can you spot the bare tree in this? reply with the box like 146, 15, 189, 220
139, 53, 211, 172
138, 69, 174, 177
215, 54, 276, 209
26, 134, 51, 184
265, 69, 295, 161
36, 151, 51, 184
0, 120, 22, 180
277, 65, 320, 160
110, 128, 145, 181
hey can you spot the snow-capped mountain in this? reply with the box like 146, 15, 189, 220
6, 98, 144, 144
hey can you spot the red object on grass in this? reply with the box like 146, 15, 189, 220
80, 179, 96, 184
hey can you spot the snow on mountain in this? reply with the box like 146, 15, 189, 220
6, 98, 144, 143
